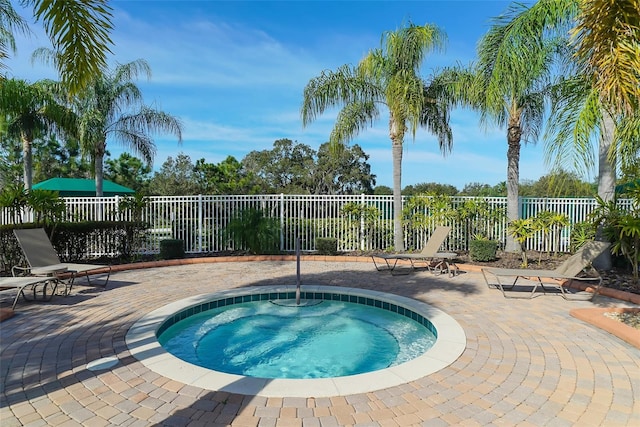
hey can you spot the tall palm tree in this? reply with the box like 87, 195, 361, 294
439, 3, 561, 253
75, 59, 183, 196
0, 78, 75, 189
301, 22, 452, 251
0, 0, 113, 93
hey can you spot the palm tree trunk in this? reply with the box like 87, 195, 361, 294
593, 111, 616, 269
505, 114, 522, 253
21, 134, 33, 190
597, 113, 616, 202
390, 117, 405, 252
95, 140, 106, 197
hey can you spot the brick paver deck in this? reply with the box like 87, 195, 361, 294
1, 259, 639, 426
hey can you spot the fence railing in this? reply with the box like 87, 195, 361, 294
1, 194, 634, 257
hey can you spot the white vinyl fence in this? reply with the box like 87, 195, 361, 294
1, 194, 634, 257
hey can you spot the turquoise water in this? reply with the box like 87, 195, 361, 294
158, 300, 436, 379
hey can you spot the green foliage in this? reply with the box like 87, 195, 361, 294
570, 221, 596, 252
105, 153, 151, 193
194, 156, 261, 195
590, 195, 640, 285
454, 198, 505, 247
28, 189, 65, 224
533, 210, 570, 257
315, 238, 338, 255
118, 193, 149, 222
403, 182, 458, 196
508, 218, 536, 267
223, 208, 280, 255
469, 238, 498, 262
341, 202, 383, 249
159, 239, 185, 260
459, 182, 506, 197
0, 183, 28, 223
1, 221, 148, 268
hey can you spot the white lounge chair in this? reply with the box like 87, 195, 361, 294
371, 226, 459, 276
12, 228, 111, 296
481, 240, 611, 299
0, 276, 60, 309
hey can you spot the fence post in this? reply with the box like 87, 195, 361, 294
280, 193, 285, 252
198, 194, 203, 252
360, 193, 366, 251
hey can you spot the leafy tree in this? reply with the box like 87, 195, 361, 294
528, 170, 594, 197
313, 143, 375, 195
403, 182, 458, 196
460, 181, 508, 197
104, 152, 151, 193
72, 59, 183, 196
1, 0, 114, 94
194, 156, 261, 195
0, 78, 76, 189
373, 185, 393, 195
242, 138, 315, 194
148, 153, 202, 196
302, 22, 453, 251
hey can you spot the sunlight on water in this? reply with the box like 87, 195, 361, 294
159, 300, 436, 379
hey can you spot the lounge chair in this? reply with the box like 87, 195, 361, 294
12, 228, 111, 296
0, 276, 61, 309
481, 240, 611, 299
371, 226, 459, 276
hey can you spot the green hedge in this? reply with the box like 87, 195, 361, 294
315, 238, 338, 255
0, 221, 149, 273
469, 239, 498, 262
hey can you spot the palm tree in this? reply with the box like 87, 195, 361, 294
571, 0, 640, 116
439, 3, 561, 253
0, 0, 113, 93
301, 22, 452, 251
75, 59, 183, 196
0, 78, 75, 189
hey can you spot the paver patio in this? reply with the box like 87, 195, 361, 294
1, 259, 639, 426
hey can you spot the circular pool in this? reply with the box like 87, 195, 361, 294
126, 285, 466, 397
158, 298, 436, 379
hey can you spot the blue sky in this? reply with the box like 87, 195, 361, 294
6, 0, 561, 191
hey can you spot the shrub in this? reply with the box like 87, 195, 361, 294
469, 239, 498, 262
223, 208, 280, 254
316, 238, 338, 255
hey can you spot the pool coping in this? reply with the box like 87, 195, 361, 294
126, 285, 466, 398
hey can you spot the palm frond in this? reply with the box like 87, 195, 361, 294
301, 64, 382, 126
330, 101, 379, 146
32, 0, 114, 93
571, 0, 640, 114
111, 107, 183, 164
0, 0, 29, 67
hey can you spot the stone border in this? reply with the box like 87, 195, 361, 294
570, 307, 640, 349
126, 285, 466, 398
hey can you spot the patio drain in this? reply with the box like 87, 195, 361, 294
86, 356, 119, 371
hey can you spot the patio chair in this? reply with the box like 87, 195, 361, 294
12, 228, 111, 296
481, 240, 611, 300
0, 276, 60, 309
371, 226, 459, 276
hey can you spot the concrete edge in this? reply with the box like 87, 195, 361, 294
570, 307, 640, 349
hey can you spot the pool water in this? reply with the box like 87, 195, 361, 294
158, 299, 436, 379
